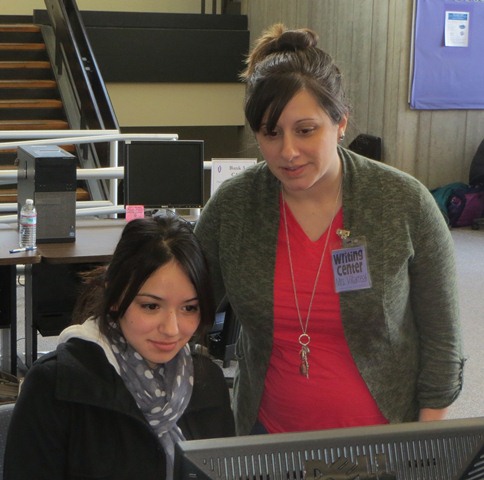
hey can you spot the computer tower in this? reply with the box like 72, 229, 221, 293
17, 145, 76, 243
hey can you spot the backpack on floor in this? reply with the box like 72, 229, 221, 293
430, 182, 467, 225
447, 184, 484, 228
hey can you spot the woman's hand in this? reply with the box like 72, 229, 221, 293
419, 407, 449, 421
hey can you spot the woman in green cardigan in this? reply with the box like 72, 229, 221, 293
195, 24, 464, 436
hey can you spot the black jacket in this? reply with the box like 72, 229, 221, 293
4, 339, 235, 480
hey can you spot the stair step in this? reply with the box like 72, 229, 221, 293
0, 106, 66, 122
0, 143, 75, 152
0, 90, 59, 100
0, 144, 77, 166
0, 143, 77, 166
0, 42, 47, 61
0, 187, 90, 203
0, 60, 51, 69
0, 143, 76, 154
0, 119, 69, 130
0, 100, 64, 121
0, 189, 19, 203
0, 24, 43, 44
0, 80, 56, 89
0, 99, 63, 109
0, 25, 41, 33
0, 43, 46, 51
0, 80, 59, 100
0, 61, 53, 80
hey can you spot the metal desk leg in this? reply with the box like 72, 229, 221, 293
0, 328, 9, 372
24, 264, 37, 369
0, 265, 16, 375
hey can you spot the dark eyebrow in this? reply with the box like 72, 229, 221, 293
136, 293, 199, 303
294, 117, 319, 123
136, 293, 162, 301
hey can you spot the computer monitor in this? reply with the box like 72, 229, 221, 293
174, 417, 484, 479
123, 140, 204, 209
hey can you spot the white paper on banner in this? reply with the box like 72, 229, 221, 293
445, 11, 469, 47
210, 158, 257, 195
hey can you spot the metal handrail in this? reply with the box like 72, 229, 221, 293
0, 130, 118, 140
44, 0, 118, 133
0, 132, 179, 218
0, 132, 177, 151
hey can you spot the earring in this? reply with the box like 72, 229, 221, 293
339, 132, 345, 142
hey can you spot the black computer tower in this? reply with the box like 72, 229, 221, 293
17, 145, 77, 243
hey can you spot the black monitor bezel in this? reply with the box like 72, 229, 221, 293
123, 139, 204, 209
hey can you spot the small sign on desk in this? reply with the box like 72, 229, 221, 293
210, 158, 257, 196
125, 205, 145, 222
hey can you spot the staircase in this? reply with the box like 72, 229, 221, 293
0, 23, 88, 204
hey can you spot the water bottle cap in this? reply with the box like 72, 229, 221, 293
26, 199, 34, 205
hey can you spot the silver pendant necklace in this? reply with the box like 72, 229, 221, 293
281, 183, 342, 378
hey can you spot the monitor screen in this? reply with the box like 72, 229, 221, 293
124, 140, 204, 209
174, 417, 484, 480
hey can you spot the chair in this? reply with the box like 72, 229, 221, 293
469, 138, 484, 186
469, 138, 484, 229
208, 304, 240, 369
348, 134, 383, 161
0, 402, 15, 480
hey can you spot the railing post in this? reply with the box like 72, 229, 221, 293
201, 0, 219, 14
109, 140, 119, 214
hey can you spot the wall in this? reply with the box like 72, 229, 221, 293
9, 0, 479, 188
240, 0, 484, 189
4, 1, 245, 167
6, 1, 237, 128
107, 84, 244, 127
1, 0, 205, 15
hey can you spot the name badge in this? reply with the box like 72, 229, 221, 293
331, 238, 372, 293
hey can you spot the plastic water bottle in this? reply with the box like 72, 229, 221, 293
19, 198, 37, 248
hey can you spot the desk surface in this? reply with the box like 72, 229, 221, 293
36, 219, 126, 264
0, 224, 41, 266
0, 219, 126, 265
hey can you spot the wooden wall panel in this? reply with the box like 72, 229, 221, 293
241, 0, 484, 188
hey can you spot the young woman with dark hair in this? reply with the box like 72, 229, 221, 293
4, 215, 234, 480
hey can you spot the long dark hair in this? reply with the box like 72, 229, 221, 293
241, 23, 350, 134
72, 215, 215, 345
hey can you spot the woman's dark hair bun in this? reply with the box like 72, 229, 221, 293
274, 28, 319, 52
240, 24, 320, 80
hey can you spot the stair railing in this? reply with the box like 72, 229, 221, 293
43, 0, 118, 133
0, 131, 181, 222
39, 0, 120, 201
200, 0, 240, 14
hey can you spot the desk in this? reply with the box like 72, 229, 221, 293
36, 219, 125, 264
0, 224, 41, 374
23, 219, 126, 368
1, 219, 125, 374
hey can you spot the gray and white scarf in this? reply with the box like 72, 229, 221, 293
108, 326, 193, 480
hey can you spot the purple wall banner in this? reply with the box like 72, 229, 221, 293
410, 0, 484, 109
